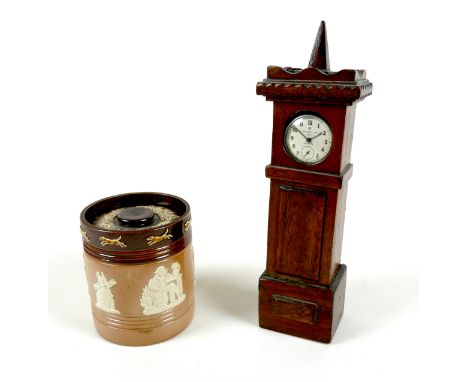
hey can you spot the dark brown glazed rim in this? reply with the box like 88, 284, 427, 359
80, 192, 192, 263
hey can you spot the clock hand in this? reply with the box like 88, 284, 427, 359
295, 128, 322, 143
309, 133, 322, 142
300, 131, 321, 143
295, 128, 308, 141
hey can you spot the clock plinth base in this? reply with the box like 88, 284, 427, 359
258, 264, 346, 343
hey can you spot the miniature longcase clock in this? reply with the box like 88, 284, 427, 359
256, 21, 372, 343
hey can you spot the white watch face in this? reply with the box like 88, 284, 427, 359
284, 114, 333, 164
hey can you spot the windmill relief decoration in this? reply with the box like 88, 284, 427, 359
140, 262, 186, 315
94, 272, 120, 314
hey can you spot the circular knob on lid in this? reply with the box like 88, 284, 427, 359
117, 207, 158, 227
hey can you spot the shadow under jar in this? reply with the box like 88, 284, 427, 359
80, 192, 194, 346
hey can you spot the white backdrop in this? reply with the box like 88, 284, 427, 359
1, 1, 466, 381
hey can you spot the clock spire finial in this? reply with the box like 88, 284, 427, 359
308, 21, 330, 71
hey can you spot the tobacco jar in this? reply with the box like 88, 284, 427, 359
80, 192, 194, 345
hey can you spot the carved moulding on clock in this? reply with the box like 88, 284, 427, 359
256, 24, 372, 105
256, 79, 372, 104
265, 163, 353, 190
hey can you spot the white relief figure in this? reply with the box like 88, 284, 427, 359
140, 262, 186, 316
168, 262, 184, 303
94, 272, 120, 314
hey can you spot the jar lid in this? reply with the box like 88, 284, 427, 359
80, 192, 192, 262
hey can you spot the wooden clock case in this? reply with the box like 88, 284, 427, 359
256, 22, 372, 343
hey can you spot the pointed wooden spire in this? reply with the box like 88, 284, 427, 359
308, 21, 330, 71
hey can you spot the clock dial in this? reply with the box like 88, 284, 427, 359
284, 115, 333, 164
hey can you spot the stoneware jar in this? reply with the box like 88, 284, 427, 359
80, 192, 194, 346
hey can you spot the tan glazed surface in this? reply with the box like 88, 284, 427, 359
84, 245, 195, 346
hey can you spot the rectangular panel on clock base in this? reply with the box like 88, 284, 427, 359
258, 265, 346, 343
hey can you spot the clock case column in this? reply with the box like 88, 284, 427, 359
256, 21, 372, 343
259, 165, 351, 343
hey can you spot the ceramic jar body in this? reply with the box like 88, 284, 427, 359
83, 244, 194, 346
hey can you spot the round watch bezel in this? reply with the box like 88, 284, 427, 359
283, 113, 333, 165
